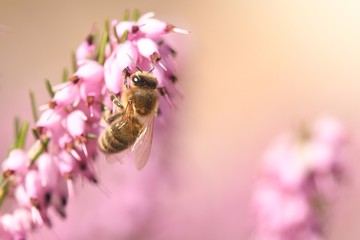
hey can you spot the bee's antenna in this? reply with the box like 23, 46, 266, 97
126, 54, 142, 72
148, 63, 155, 73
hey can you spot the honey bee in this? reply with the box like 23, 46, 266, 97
98, 69, 159, 170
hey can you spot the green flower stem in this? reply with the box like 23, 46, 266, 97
71, 51, 77, 73
97, 20, 109, 65
30, 138, 49, 166
62, 68, 69, 83
133, 9, 141, 21
15, 122, 29, 149
119, 30, 129, 44
45, 79, 55, 98
29, 91, 38, 123
0, 179, 10, 207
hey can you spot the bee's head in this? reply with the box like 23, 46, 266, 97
130, 71, 158, 89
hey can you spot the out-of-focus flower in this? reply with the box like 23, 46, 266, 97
252, 116, 347, 240
0, 11, 187, 239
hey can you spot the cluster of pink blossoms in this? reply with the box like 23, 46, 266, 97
0, 12, 187, 239
252, 116, 346, 240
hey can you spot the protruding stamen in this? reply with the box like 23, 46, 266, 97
65, 143, 81, 161
150, 52, 161, 63
31, 207, 44, 225
30, 197, 41, 210
70, 150, 81, 161
52, 82, 71, 92
82, 144, 88, 158
2, 170, 14, 178
86, 96, 95, 117
158, 61, 167, 71
165, 24, 190, 34
48, 101, 57, 109
66, 177, 75, 199
159, 87, 175, 109
174, 83, 184, 99
131, 25, 139, 33
169, 75, 184, 98
150, 52, 167, 71
69, 75, 80, 84
86, 34, 94, 45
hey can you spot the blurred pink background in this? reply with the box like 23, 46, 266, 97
1, 1, 360, 239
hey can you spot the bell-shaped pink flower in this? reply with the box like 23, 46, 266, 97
76, 35, 96, 63
25, 170, 42, 200
137, 38, 159, 61
37, 153, 59, 190
138, 13, 189, 37
65, 110, 87, 138
52, 83, 80, 107
104, 41, 138, 93
55, 151, 77, 175
76, 60, 104, 84
2, 149, 29, 176
15, 185, 31, 208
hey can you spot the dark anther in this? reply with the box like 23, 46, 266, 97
86, 34, 94, 45
58, 209, 66, 219
44, 191, 52, 205
64, 172, 73, 180
64, 142, 74, 152
3, 169, 15, 178
158, 87, 168, 96
36, 126, 44, 135
86, 95, 95, 107
132, 25, 139, 33
76, 134, 88, 144
165, 24, 175, 33
48, 100, 57, 109
30, 198, 41, 209
90, 177, 98, 184
169, 75, 178, 83
69, 75, 80, 84
79, 162, 87, 170
150, 52, 161, 64
61, 196, 68, 207
169, 47, 177, 57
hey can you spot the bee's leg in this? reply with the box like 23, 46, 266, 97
102, 96, 124, 124
103, 111, 123, 124
110, 94, 124, 111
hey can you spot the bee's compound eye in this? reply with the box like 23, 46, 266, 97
133, 77, 139, 83
132, 75, 145, 86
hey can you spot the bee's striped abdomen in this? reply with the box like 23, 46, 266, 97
98, 120, 141, 154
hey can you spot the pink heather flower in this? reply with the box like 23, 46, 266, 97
2, 149, 29, 177
0, 11, 186, 240
253, 116, 346, 240
76, 34, 96, 63
104, 41, 138, 93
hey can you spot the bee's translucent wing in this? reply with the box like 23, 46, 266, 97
131, 115, 155, 170
104, 146, 130, 164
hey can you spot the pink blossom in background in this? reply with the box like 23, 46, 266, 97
252, 116, 346, 240
0, 11, 187, 240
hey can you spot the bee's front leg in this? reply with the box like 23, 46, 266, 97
103, 111, 123, 124
110, 93, 124, 111
102, 94, 124, 124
